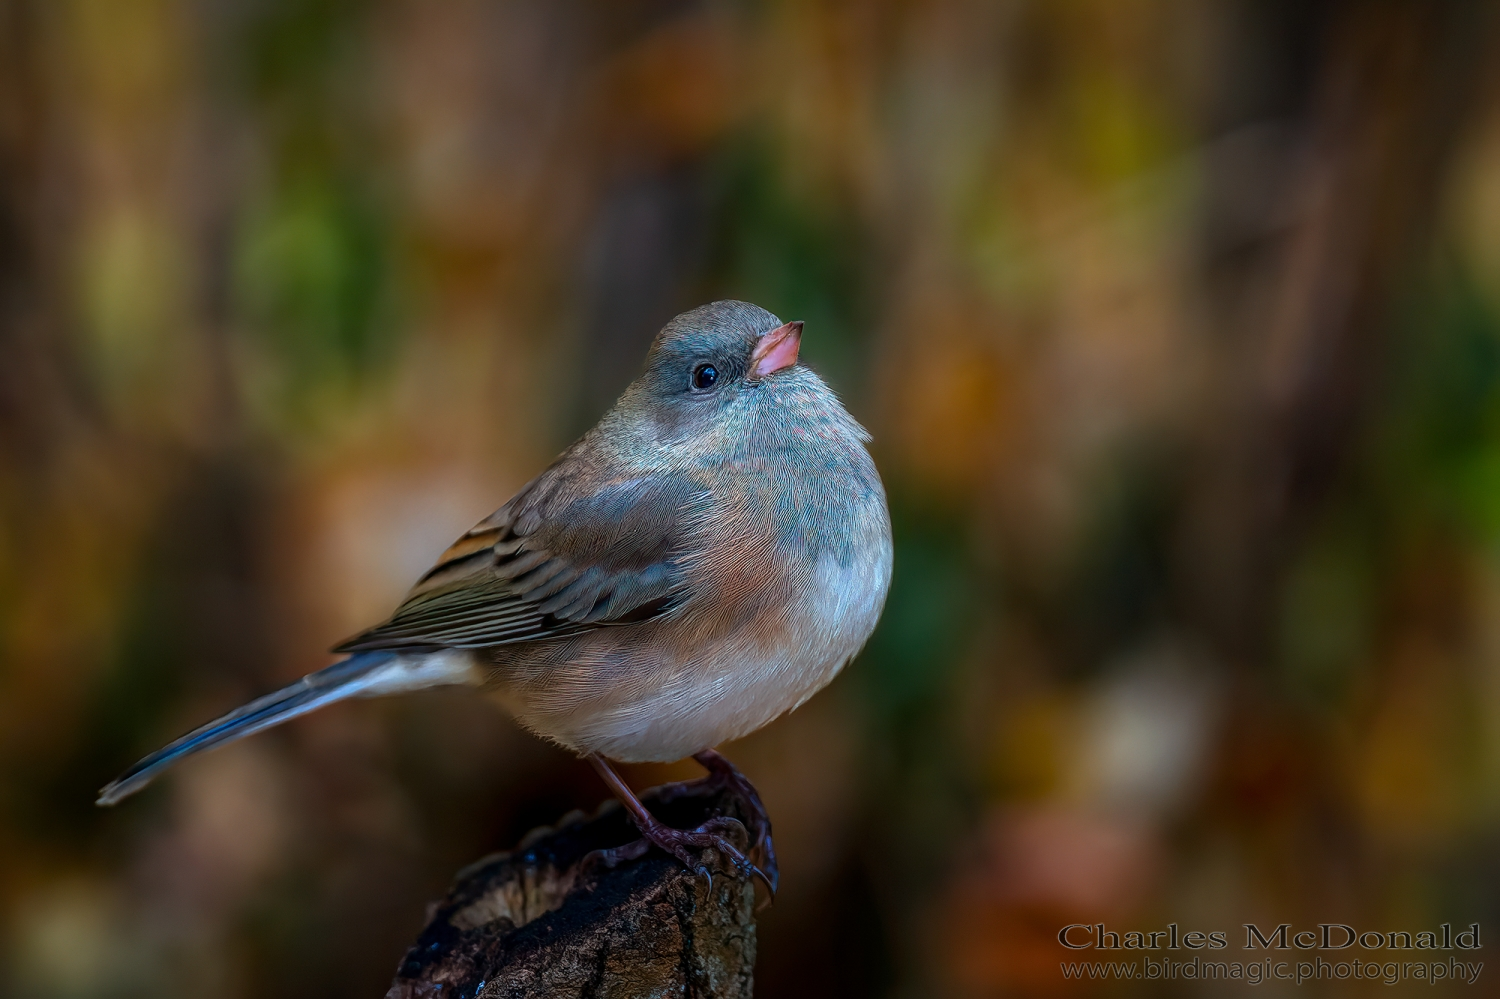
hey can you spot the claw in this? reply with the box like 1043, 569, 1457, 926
581, 835, 650, 873
744, 860, 775, 897
687, 818, 773, 895
587, 752, 780, 899
691, 749, 779, 897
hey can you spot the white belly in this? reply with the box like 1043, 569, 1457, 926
509, 539, 894, 762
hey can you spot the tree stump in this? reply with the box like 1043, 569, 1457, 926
386, 782, 758, 999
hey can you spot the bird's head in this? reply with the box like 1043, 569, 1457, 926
615, 301, 805, 448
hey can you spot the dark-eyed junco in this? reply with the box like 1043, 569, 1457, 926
98, 301, 893, 892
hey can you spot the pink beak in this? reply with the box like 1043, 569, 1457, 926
750, 321, 803, 378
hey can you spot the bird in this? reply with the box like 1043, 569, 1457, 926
97, 300, 893, 893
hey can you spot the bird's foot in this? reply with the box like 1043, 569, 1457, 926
584, 753, 774, 896
606, 813, 772, 894
654, 748, 778, 895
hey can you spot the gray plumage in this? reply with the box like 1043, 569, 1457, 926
99, 301, 892, 806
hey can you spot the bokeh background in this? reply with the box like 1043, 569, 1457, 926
3, 1, 1500, 995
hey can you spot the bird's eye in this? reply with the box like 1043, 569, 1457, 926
692, 364, 719, 391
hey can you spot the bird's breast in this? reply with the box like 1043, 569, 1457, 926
492, 396, 893, 762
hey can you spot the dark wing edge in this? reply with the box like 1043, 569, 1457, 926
331, 473, 707, 653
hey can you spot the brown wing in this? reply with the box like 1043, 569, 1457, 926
333, 470, 709, 652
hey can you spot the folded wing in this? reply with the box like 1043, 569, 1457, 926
334, 470, 709, 653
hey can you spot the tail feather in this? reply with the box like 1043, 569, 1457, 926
96, 650, 476, 806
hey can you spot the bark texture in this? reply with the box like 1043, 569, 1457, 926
386, 784, 757, 999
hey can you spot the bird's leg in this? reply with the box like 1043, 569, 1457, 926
658, 748, 776, 894
586, 754, 773, 893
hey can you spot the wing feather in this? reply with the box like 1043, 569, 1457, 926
333, 471, 707, 653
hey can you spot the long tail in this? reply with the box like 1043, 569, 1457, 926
97, 649, 479, 806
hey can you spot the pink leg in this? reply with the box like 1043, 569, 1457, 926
673, 748, 777, 893
587, 754, 774, 894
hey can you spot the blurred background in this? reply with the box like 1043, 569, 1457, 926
3, 0, 1500, 995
